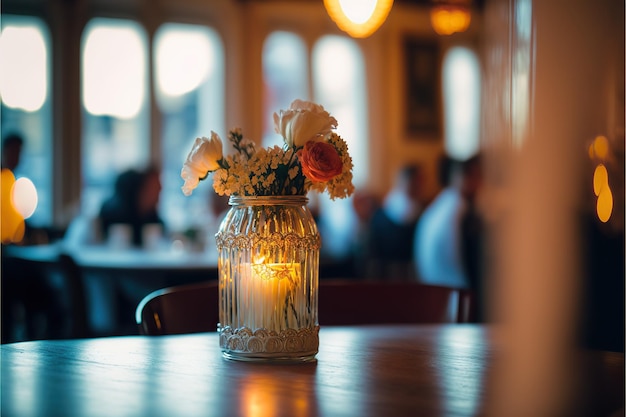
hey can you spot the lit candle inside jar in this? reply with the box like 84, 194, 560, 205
240, 260, 301, 332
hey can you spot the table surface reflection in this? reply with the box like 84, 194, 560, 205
2, 325, 489, 417
2, 324, 623, 417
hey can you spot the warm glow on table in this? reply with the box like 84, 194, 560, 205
1, 326, 622, 417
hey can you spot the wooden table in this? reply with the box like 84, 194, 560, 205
1, 325, 622, 417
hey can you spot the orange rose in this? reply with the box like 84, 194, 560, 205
297, 141, 343, 182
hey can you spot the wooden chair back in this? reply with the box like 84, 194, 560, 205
318, 280, 463, 325
136, 281, 219, 335
136, 279, 468, 335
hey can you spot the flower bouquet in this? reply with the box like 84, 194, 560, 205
180, 99, 354, 200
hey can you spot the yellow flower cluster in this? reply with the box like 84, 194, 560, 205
213, 136, 301, 196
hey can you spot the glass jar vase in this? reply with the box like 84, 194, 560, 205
215, 195, 320, 362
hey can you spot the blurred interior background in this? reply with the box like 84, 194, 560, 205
0, 3, 623, 409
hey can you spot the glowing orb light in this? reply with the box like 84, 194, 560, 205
12, 177, 38, 219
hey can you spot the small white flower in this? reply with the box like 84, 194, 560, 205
180, 132, 224, 196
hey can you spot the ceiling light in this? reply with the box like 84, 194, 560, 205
430, 3, 471, 36
324, 0, 394, 39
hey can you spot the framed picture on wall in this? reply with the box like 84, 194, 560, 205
404, 37, 442, 138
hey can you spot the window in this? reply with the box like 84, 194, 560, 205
313, 35, 367, 186
442, 46, 481, 160
0, 15, 52, 226
262, 31, 308, 147
262, 32, 368, 187
313, 35, 368, 258
81, 18, 149, 215
154, 23, 225, 230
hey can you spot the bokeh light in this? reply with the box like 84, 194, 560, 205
592, 135, 609, 160
323, 0, 393, 38
592, 164, 608, 196
589, 134, 614, 222
1, 169, 25, 243
592, 162, 613, 222
430, 5, 472, 36
596, 187, 613, 223
338, 0, 378, 24
12, 177, 38, 219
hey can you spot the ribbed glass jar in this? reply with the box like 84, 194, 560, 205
215, 195, 320, 362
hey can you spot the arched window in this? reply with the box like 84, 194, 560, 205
261, 31, 308, 147
81, 18, 149, 214
312, 35, 368, 259
0, 15, 52, 226
313, 35, 367, 187
442, 46, 481, 160
154, 23, 225, 230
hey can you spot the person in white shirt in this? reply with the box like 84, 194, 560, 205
413, 154, 484, 292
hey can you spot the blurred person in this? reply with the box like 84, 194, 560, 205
1, 133, 26, 244
2, 132, 58, 245
98, 165, 165, 248
350, 189, 381, 278
65, 164, 168, 335
1, 132, 24, 171
458, 155, 486, 322
413, 154, 485, 319
97, 165, 166, 326
364, 164, 426, 280
65, 165, 165, 250
1, 132, 67, 342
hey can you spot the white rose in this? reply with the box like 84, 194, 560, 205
273, 100, 337, 148
180, 132, 224, 196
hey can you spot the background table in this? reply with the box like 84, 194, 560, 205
2, 324, 623, 417
72, 245, 218, 273
72, 245, 217, 335
3, 242, 218, 337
